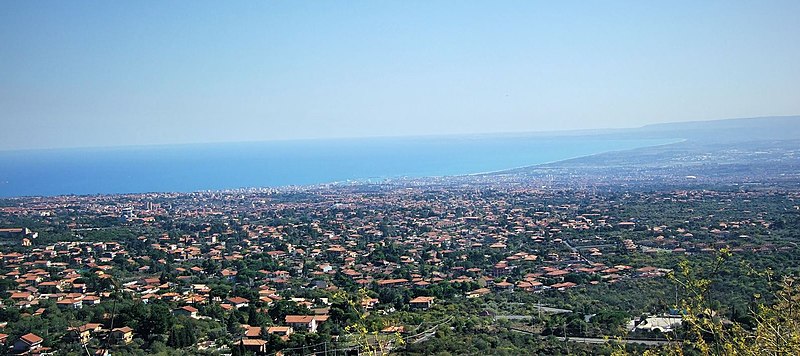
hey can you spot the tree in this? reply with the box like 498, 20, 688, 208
262, 332, 286, 354
226, 313, 242, 336
168, 322, 197, 348
614, 249, 800, 356
141, 303, 175, 336
268, 300, 311, 323
231, 338, 249, 356
247, 307, 270, 327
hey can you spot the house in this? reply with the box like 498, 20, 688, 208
265, 326, 293, 340
285, 315, 318, 333
160, 292, 180, 302
36, 281, 62, 293
82, 295, 101, 306
360, 298, 379, 309
110, 327, 134, 345
409, 296, 435, 310
522, 280, 544, 292
309, 280, 329, 289
174, 305, 199, 318
0, 228, 38, 244
226, 297, 250, 309
545, 269, 569, 281
220, 269, 237, 281
13, 333, 43, 354
376, 278, 409, 287
466, 288, 491, 299
493, 281, 515, 292
244, 326, 262, 339
67, 323, 102, 344
57, 298, 83, 309
237, 338, 267, 354
628, 315, 683, 333
10, 292, 34, 302
66, 325, 92, 344
550, 282, 577, 291
312, 315, 329, 325
141, 277, 161, 286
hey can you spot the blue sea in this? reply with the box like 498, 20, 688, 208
0, 135, 675, 197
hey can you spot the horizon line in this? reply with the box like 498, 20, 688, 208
1, 114, 797, 153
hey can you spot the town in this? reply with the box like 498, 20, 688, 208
1, 178, 798, 355
3, 1, 800, 354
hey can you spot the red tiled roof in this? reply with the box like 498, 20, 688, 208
21, 333, 43, 345
285, 315, 315, 324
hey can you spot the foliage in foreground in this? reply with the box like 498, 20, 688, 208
615, 250, 800, 356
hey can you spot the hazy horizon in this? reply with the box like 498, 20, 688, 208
2, 114, 791, 153
3, 1, 800, 150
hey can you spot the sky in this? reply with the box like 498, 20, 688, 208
1, 1, 799, 151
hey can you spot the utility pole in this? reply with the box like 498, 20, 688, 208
675, 284, 679, 308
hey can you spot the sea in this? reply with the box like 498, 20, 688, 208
0, 135, 675, 197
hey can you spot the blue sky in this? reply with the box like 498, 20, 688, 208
1, 1, 799, 150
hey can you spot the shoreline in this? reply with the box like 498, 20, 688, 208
463, 138, 687, 177
0, 138, 685, 199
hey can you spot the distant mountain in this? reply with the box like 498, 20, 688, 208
509, 115, 800, 143
626, 115, 800, 143
501, 115, 800, 189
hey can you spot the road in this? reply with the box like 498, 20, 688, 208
494, 305, 572, 321
553, 336, 672, 346
510, 327, 672, 346
563, 239, 593, 264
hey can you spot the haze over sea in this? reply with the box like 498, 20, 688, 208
0, 135, 674, 197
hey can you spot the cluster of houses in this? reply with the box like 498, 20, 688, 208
0, 186, 788, 354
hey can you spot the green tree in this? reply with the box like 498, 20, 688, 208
141, 303, 175, 336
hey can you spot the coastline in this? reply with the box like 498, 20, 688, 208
0, 137, 683, 198
463, 138, 687, 177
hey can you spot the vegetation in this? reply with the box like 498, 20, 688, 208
2, 184, 800, 355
